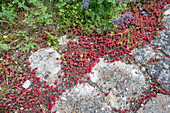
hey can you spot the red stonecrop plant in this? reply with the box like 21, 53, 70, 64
1, 0, 170, 113
0, 51, 62, 113
56, 0, 169, 112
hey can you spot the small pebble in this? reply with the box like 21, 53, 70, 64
141, 67, 146, 72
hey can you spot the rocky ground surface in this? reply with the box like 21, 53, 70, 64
20, 5, 170, 113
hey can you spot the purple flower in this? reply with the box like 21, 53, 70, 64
81, 0, 90, 10
122, 15, 125, 18
126, 1, 129, 4
117, 17, 123, 25
118, 17, 122, 22
115, 0, 121, 3
127, 21, 130, 24
121, 13, 132, 22
131, 16, 134, 20
132, 0, 136, 3
113, 17, 119, 24
1, 12, 4, 16
84, 2, 88, 8
124, 13, 132, 18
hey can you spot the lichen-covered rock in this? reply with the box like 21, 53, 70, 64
163, 6, 170, 16
28, 47, 62, 84
88, 59, 148, 110
151, 5, 170, 56
155, 36, 169, 55
148, 59, 170, 92
52, 83, 112, 113
131, 45, 156, 64
163, 4, 170, 30
151, 31, 170, 56
137, 94, 170, 113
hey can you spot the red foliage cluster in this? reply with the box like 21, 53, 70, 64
1, 0, 170, 113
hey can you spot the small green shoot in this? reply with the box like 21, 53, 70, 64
80, 54, 83, 62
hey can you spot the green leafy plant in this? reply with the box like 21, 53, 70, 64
87, 0, 120, 33
44, 31, 60, 50
0, 0, 31, 22
80, 54, 83, 62
61, 53, 65, 61
22, 0, 53, 28
54, 0, 142, 35
19, 42, 36, 52
12, 0, 30, 11
15, 30, 26, 36
15, 30, 32, 41
0, 41, 8, 51
0, 5, 17, 22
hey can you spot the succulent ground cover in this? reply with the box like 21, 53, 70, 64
0, 0, 170, 113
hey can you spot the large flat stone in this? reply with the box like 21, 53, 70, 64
138, 94, 170, 113
148, 59, 170, 92
131, 45, 156, 64
52, 83, 112, 113
88, 59, 148, 110
29, 47, 62, 84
